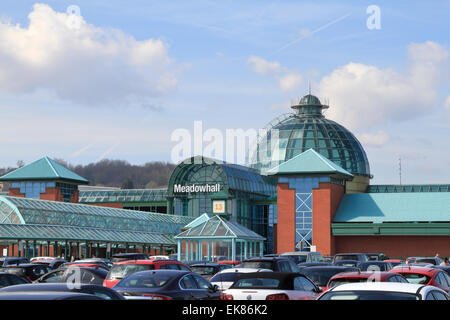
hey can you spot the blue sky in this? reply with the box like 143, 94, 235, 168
0, 1, 449, 184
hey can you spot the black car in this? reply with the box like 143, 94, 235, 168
333, 260, 361, 268
332, 253, 369, 264
0, 257, 29, 267
0, 283, 125, 300
297, 262, 332, 270
239, 257, 299, 272
114, 270, 220, 300
365, 253, 389, 261
0, 264, 51, 281
0, 273, 31, 288
0, 291, 104, 300
111, 253, 149, 263
358, 261, 393, 272
189, 263, 232, 280
31, 259, 67, 270
299, 266, 360, 289
34, 266, 108, 285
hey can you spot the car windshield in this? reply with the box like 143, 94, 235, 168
415, 259, 436, 265
232, 278, 280, 289
118, 273, 172, 288
283, 255, 307, 264
240, 261, 273, 270
335, 255, 359, 261
399, 273, 431, 285
107, 264, 155, 280
210, 273, 241, 283
190, 266, 216, 275
301, 269, 351, 287
320, 291, 419, 300
0, 267, 25, 277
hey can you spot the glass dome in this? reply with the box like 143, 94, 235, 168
251, 95, 371, 177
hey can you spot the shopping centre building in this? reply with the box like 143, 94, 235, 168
1, 94, 449, 259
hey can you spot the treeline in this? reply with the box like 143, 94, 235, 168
1, 159, 176, 189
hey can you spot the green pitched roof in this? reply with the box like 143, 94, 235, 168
267, 148, 353, 178
334, 192, 450, 223
0, 157, 88, 184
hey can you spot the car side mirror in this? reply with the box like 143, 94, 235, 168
211, 284, 219, 292
315, 287, 323, 293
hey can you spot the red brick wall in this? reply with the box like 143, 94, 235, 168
335, 236, 450, 259
8, 189, 24, 198
276, 183, 296, 253
86, 202, 123, 209
40, 188, 62, 201
312, 182, 345, 256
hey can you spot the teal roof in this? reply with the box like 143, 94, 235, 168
267, 148, 353, 178
0, 157, 88, 184
183, 213, 211, 229
334, 192, 450, 223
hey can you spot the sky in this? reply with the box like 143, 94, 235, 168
0, 0, 449, 184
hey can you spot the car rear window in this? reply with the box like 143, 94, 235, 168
107, 264, 155, 280
0, 267, 26, 277
190, 266, 216, 275
283, 255, 307, 264
415, 259, 436, 265
301, 269, 356, 287
334, 255, 359, 262
400, 273, 431, 285
232, 277, 280, 289
210, 273, 241, 283
240, 261, 273, 270
328, 278, 369, 289
118, 273, 172, 288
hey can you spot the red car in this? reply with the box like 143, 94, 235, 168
217, 261, 240, 267
327, 271, 409, 290
384, 259, 404, 267
389, 266, 450, 293
103, 260, 191, 288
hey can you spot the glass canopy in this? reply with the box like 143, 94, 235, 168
79, 189, 168, 204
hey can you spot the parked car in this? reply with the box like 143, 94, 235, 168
35, 266, 108, 285
280, 251, 323, 264
0, 283, 125, 300
110, 253, 149, 263
239, 257, 299, 272
431, 265, 450, 276
318, 282, 449, 300
298, 266, 360, 291
217, 260, 241, 268
189, 262, 232, 280
0, 257, 29, 267
358, 261, 393, 272
297, 262, 332, 270
333, 260, 361, 268
0, 273, 31, 288
62, 259, 110, 270
327, 271, 409, 289
0, 264, 51, 281
149, 255, 170, 260
210, 268, 272, 291
113, 270, 220, 300
332, 253, 368, 264
406, 256, 443, 265
31, 259, 67, 270
0, 291, 105, 300
389, 266, 450, 293
365, 253, 389, 261
220, 272, 322, 300
103, 259, 191, 288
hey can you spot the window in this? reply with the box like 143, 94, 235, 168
193, 274, 212, 290
0, 276, 9, 287
431, 291, 448, 300
180, 275, 198, 290
8, 275, 28, 285
159, 263, 180, 270
298, 277, 317, 292
278, 261, 291, 272
178, 264, 190, 271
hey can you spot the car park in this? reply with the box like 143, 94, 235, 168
317, 282, 449, 300
332, 253, 369, 264
35, 266, 108, 285
0, 283, 125, 300
299, 266, 360, 291
0, 264, 51, 281
239, 257, 300, 272
189, 262, 232, 280
0, 273, 31, 288
280, 251, 323, 264
0, 257, 29, 267
113, 270, 220, 300
220, 272, 322, 300
333, 260, 360, 268
110, 253, 150, 263
358, 261, 393, 272
103, 259, 191, 288
209, 268, 272, 291
389, 266, 450, 292
327, 271, 409, 289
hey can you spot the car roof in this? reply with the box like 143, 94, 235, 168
391, 266, 438, 274
114, 259, 177, 265
120, 269, 190, 278
301, 266, 359, 271
327, 282, 426, 293
190, 262, 220, 267
233, 272, 303, 280
217, 268, 273, 274
243, 257, 288, 261
0, 283, 108, 292
1, 263, 40, 268
335, 253, 366, 256
281, 252, 309, 256
0, 291, 103, 300
329, 271, 394, 279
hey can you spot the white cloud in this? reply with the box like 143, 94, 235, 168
247, 55, 302, 91
357, 131, 389, 148
0, 4, 178, 106
444, 95, 450, 110
317, 41, 449, 131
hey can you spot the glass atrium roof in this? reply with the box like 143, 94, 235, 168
368, 184, 450, 193
0, 196, 194, 244
251, 95, 370, 177
79, 189, 168, 204
175, 215, 265, 241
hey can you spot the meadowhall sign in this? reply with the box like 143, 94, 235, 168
173, 184, 221, 193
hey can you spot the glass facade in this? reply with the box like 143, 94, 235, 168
11, 182, 56, 199
368, 184, 450, 193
